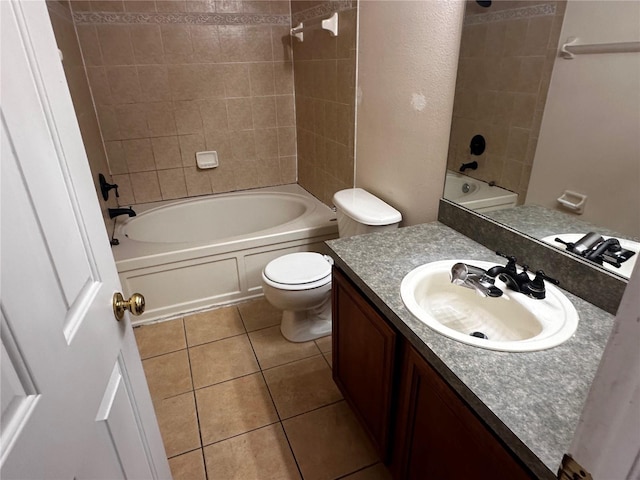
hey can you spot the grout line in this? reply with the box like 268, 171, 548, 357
200, 420, 281, 450
334, 461, 383, 479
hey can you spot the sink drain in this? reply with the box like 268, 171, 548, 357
470, 331, 488, 339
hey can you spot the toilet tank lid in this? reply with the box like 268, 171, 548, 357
333, 188, 402, 226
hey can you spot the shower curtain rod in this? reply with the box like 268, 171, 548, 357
290, 12, 338, 42
560, 37, 640, 59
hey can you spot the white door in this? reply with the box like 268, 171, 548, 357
0, 1, 171, 478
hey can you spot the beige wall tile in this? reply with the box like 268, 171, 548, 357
106, 66, 141, 104
158, 168, 188, 199
254, 128, 279, 158
76, 25, 103, 65
271, 25, 292, 62
161, 24, 194, 57
229, 130, 256, 160
190, 25, 222, 62
216, 0, 242, 13
227, 97, 254, 131
130, 25, 164, 64
134, 318, 186, 359
249, 62, 275, 96
186, 0, 217, 12
252, 96, 277, 128
96, 25, 135, 65
274, 62, 294, 94
278, 127, 296, 156
86, 67, 112, 105
179, 133, 206, 166
131, 170, 163, 202
123, 138, 156, 172
168, 64, 225, 100
218, 25, 245, 62
151, 136, 182, 169
137, 66, 171, 102
157, 0, 187, 12
184, 167, 213, 196
105, 140, 128, 174
124, 1, 157, 12
244, 26, 274, 61
111, 174, 135, 205
91, 0, 124, 11
174, 100, 203, 135
146, 102, 177, 136
195, 373, 278, 445
208, 165, 237, 192
279, 155, 296, 183
199, 98, 229, 132
204, 130, 232, 160
115, 103, 148, 139
275, 95, 294, 127
203, 425, 300, 479
221, 63, 251, 97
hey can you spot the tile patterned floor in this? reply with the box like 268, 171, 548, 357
134, 298, 392, 480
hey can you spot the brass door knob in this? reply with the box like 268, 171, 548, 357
113, 292, 145, 321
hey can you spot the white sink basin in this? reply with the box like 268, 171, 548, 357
542, 233, 638, 280
400, 260, 579, 352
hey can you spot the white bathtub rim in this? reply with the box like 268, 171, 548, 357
444, 170, 518, 211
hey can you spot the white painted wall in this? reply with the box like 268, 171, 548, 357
355, 0, 464, 226
526, 0, 640, 238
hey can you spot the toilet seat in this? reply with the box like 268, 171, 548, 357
263, 252, 332, 291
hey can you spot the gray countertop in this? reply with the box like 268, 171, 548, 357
326, 222, 615, 477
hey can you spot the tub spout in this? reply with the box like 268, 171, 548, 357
459, 161, 478, 172
108, 207, 136, 219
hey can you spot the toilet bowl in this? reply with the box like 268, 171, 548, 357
261, 252, 333, 342
261, 188, 402, 342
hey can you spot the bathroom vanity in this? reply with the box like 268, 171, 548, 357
327, 223, 615, 478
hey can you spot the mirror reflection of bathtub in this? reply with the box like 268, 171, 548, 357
443, 171, 518, 213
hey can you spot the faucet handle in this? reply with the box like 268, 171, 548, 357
521, 270, 560, 300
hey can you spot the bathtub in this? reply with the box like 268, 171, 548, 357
113, 184, 338, 325
443, 171, 518, 213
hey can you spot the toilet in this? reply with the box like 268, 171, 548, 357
261, 188, 402, 342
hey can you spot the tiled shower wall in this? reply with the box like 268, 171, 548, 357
71, 0, 297, 205
447, 1, 566, 202
291, 0, 357, 205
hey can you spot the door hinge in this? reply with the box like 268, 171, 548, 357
557, 454, 593, 480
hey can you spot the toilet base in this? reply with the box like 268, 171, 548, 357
280, 297, 332, 342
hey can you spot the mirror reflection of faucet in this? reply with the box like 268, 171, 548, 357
459, 161, 478, 172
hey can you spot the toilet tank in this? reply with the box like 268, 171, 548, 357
332, 188, 402, 238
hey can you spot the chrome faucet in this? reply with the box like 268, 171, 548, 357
108, 207, 136, 219
450, 263, 503, 297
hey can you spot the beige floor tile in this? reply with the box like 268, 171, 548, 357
264, 355, 342, 419
134, 318, 186, 359
342, 463, 392, 480
155, 392, 201, 458
314, 334, 332, 353
283, 401, 379, 480
238, 297, 281, 332
142, 350, 192, 401
168, 449, 206, 480
184, 306, 245, 346
189, 334, 259, 388
203, 424, 301, 480
249, 325, 321, 370
195, 372, 279, 445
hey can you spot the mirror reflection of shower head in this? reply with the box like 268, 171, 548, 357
476, 0, 492, 7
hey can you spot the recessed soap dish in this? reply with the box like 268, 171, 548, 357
196, 150, 219, 169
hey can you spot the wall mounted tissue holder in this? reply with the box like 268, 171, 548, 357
557, 190, 587, 214
196, 151, 219, 169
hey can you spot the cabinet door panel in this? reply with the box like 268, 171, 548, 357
396, 346, 533, 479
332, 268, 397, 460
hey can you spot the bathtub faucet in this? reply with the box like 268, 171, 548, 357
459, 161, 478, 172
108, 207, 137, 219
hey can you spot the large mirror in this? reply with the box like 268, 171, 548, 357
443, 0, 640, 280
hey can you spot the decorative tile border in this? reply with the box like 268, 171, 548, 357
292, 0, 354, 24
72, 11, 290, 25
465, 3, 556, 25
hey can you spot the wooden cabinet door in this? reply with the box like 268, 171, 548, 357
332, 268, 397, 461
394, 345, 534, 479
